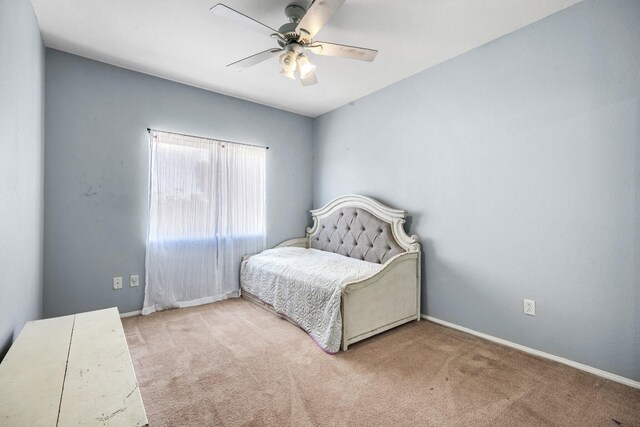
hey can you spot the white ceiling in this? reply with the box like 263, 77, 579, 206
31, 0, 581, 117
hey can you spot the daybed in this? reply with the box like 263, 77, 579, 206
240, 194, 421, 352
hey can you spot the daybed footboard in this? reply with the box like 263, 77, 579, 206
341, 252, 420, 351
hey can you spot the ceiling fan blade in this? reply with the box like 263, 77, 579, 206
210, 3, 279, 38
307, 41, 378, 62
227, 48, 283, 69
295, 0, 345, 40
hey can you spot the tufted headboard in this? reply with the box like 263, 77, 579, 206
306, 195, 419, 264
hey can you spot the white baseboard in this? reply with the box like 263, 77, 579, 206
120, 310, 142, 318
422, 314, 640, 390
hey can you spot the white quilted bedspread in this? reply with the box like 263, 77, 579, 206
240, 247, 384, 353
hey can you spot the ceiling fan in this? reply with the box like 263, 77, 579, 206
210, 0, 378, 86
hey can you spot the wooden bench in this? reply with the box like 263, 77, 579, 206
0, 308, 148, 426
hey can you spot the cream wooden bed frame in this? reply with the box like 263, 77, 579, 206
242, 194, 421, 351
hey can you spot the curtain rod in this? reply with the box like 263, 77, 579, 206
147, 128, 269, 150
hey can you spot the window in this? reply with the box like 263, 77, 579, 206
143, 130, 266, 314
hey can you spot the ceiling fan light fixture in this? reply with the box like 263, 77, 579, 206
279, 50, 297, 79
279, 50, 295, 67
280, 67, 296, 80
297, 53, 314, 78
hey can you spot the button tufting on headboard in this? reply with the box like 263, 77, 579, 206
309, 207, 405, 264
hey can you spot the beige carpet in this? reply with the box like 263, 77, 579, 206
123, 299, 640, 427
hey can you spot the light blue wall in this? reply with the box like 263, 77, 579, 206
0, 0, 45, 358
44, 50, 314, 318
314, 0, 640, 381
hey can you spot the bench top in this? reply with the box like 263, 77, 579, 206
0, 308, 148, 426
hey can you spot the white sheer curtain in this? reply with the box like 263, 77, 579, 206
143, 130, 266, 315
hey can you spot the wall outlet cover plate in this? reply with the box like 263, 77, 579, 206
524, 299, 536, 316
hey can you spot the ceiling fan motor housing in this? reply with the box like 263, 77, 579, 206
277, 4, 308, 45
277, 22, 299, 42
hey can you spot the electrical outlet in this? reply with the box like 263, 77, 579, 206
130, 274, 139, 287
523, 299, 536, 316
113, 276, 123, 290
